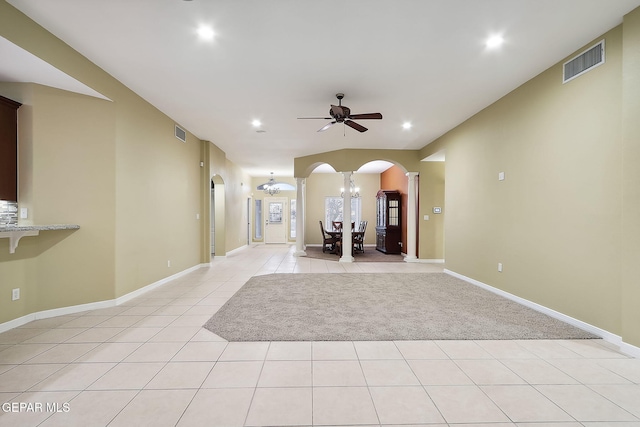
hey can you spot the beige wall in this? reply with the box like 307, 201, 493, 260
0, 83, 116, 322
429, 25, 627, 339
419, 161, 445, 260
621, 8, 640, 346
113, 89, 202, 297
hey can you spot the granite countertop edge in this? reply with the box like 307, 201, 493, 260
0, 224, 80, 232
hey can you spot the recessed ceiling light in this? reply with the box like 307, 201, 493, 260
252, 120, 262, 128
402, 122, 412, 130
486, 34, 504, 49
197, 25, 215, 41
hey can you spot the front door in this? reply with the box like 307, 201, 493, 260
264, 197, 287, 243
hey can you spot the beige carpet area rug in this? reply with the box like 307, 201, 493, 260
203, 273, 597, 341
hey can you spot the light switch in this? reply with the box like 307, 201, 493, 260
498, 171, 505, 181
20, 208, 28, 219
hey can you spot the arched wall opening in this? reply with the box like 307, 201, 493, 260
294, 149, 419, 178
294, 148, 434, 261
303, 159, 413, 252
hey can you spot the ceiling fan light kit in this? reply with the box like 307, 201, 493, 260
298, 93, 382, 133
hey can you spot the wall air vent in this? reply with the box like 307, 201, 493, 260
175, 125, 187, 142
563, 40, 604, 84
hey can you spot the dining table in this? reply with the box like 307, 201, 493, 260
325, 228, 365, 255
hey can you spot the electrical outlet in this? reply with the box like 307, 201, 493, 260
498, 262, 503, 272
12, 288, 20, 301
167, 260, 171, 267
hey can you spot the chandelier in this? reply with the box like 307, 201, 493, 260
341, 176, 360, 198
256, 173, 296, 196
262, 173, 280, 196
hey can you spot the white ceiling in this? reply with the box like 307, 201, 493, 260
5, 0, 640, 177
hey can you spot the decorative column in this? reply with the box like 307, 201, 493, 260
405, 172, 419, 262
294, 177, 307, 257
340, 171, 354, 263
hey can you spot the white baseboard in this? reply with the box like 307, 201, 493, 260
0, 263, 209, 334
218, 244, 249, 258
417, 259, 445, 264
619, 342, 640, 358
444, 269, 640, 358
115, 263, 205, 305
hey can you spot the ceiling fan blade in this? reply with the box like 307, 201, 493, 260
345, 120, 368, 132
348, 113, 383, 120
318, 121, 337, 132
298, 117, 332, 120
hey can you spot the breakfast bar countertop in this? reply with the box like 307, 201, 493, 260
0, 224, 80, 232
0, 224, 80, 253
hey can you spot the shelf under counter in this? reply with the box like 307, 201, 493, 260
0, 224, 80, 254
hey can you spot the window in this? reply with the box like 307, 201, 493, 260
255, 200, 262, 239
325, 196, 361, 229
269, 202, 283, 223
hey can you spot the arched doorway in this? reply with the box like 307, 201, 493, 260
294, 151, 422, 261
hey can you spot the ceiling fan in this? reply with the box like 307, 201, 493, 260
298, 93, 382, 133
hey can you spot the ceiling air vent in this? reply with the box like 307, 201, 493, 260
563, 40, 604, 84
175, 125, 187, 142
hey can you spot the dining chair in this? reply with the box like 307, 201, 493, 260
353, 220, 367, 253
320, 220, 339, 253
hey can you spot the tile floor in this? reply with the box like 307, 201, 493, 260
1, 244, 640, 426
